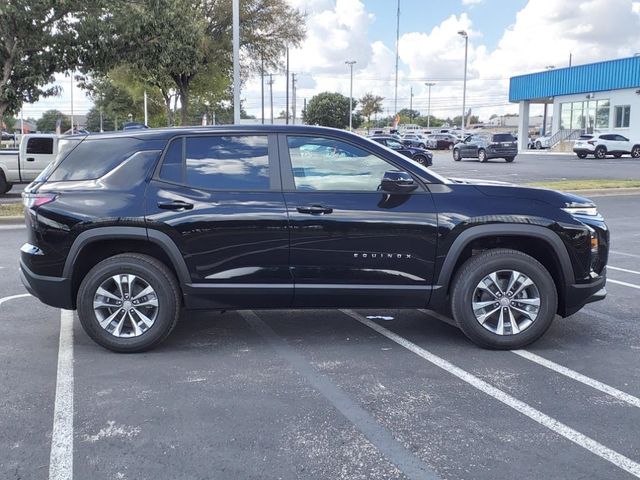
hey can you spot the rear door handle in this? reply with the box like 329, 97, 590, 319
296, 205, 333, 215
157, 200, 194, 210
26, 157, 35, 162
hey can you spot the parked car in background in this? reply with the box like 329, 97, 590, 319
1, 131, 15, 141
370, 135, 433, 166
533, 133, 553, 149
573, 133, 640, 159
426, 133, 458, 150
122, 122, 150, 131
453, 132, 518, 163
400, 133, 428, 149
0, 133, 60, 194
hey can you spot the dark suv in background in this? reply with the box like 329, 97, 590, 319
453, 132, 518, 162
21, 125, 607, 352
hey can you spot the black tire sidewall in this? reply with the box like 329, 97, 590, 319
77, 255, 180, 352
451, 250, 557, 349
453, 149, 461, 161
478, 149, 487, 162
595, 146, 606, 159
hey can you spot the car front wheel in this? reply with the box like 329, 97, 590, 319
505, 157, 515, 163
413, 154, 428, 166
478, 149, 487, 163
450, 249, 557, 349
453, 149, 461, 161
595, 146, 607, 159
77, 253, 181, 352
632, 145, 640, 158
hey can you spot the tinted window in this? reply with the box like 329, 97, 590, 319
26, 137, 53, 154
578, 135, 593, 140
614, 135, 629, 142
492, 134, 515, 142
287, 136, 398, 191
48, 138, 145, 182
185, 136, 269, 191
600, 134, 614, 140
159, 138, 183, 183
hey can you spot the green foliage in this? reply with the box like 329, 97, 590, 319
85, 107, 114, 132
36, 110, 70, 133
358, 93, 384, 125
0, 1, 98, 117
397, 108, 421, 120
303, 92, 358, 129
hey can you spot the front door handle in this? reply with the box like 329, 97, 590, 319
157, 200, 194, 210
296, 205, 333, 215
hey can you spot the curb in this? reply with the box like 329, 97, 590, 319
0, 215, 24, 225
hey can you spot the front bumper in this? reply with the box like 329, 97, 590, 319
562, 273, 607, 317
19, 259, 74, 310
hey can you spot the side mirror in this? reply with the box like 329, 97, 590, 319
380, 171, 418, 193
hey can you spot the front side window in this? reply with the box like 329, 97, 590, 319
26, 137, 54, 154
185, 136, 269, 190
614, 105, 631, 128
287, 136, 399, 191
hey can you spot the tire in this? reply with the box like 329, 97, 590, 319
448, 143, 454, 150
77, 253, 181, 353
576, 153, 587, 159
450, 249, 558, 349
505, 157, 515, 163
453, 149, 461, 161
478, 149, 487, 163
632, 145, 640, 158
595, 146, 607, 159
418, 143, 426, 149
535, 141, 542, 149
412, 154, 427, 165
0, 171, 9, 195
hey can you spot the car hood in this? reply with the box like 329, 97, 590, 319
449, 177, 595, 208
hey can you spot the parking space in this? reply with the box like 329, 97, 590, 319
2, 193, 640, 479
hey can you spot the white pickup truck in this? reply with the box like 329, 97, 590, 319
0, 134, 60, 194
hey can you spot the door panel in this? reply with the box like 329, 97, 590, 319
280, 134, 438, 308
23, 137, 55, 181
145, 134, 292, 309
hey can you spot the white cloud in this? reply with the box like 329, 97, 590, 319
462, 0, 484, 5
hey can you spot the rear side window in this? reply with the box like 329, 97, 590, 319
492, 134, 515, 142
159, 138, 183, 183
184, 136, 270, 190
48, 138, 145, 182
26, 137, 53, 154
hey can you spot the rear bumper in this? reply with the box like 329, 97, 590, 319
486, 148, 518, 158
561, 274, 607, 317
19, 259, 74, 310
573, 148, 594, 154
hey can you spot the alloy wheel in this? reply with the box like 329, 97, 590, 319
93, 274, 159, 338
471, 269, 540, 335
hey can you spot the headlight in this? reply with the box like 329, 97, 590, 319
562, 206, 598, 216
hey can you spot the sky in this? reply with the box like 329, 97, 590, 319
20, 0, 640, 123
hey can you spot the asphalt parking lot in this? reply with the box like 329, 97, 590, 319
2, 164, 640, 479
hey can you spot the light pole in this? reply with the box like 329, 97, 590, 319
345, 60, 356, 131
458, 30, 468, 137
394, 0, 400, 116
425, 82, 435, 129
232, 0, 240, 124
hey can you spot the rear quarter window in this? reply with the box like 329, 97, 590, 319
492, 134, 516, 142
26, 137, 54, 154
47, 138, 148, 182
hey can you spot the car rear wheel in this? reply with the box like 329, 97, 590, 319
0, 171, 10, 195
535, 141, 542, 149
453, 149, 461, 161
478, 149, 487, 163
450, 249, 557, 349
576, 153, 587, 159
77, 253, 181, 353
412, 154, 428, 166
505, 157, 515, 163
632, 145, 640, 158
595, 146, 607, 159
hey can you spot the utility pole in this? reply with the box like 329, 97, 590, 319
458, 30, 468, 136
291, 73, 297, 125
425, 82, 435, 129
394, 0, 400, 116
232, 0, 240, 124
268, 74, 274, 124
345, 60, 356, 131
261, 54, 265, 124
569, 52, 572, 67
285, 47, 290, 124
144, 90, 148, 126
303, 98, 307, 124
70, 73, 74, 133
409, 86, 414, 122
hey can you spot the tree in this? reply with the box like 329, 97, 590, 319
0, 1, 97, 119
303, 92, 358, 129
36, 110, 70, 133
80, 0, 305, 125
85, 107, 114, 132
358, 93, 384, 127
397, 108, 421, 122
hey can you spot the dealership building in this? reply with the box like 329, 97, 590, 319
509, 56, 640, 151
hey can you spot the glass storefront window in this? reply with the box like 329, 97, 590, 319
560, 99, 610, 131
596, 100, 610, 129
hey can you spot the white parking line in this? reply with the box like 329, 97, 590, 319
608, 279, 640, 290
611, 250, 640, 260
609, 266, 640, 275
0, 293, 31, 306
49, 310, 74, 480
512, 350, 640, 409
342, 309, 640, 478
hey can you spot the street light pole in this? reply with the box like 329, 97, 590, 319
458, 30, 468, 137
409, 86, 413, 123
345, 60, 356, 131
394, 0, 400, 116
425, 82, 435, 129
232, 0, 240, 124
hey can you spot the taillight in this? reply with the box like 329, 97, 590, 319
587, 140, 596, 145
22, 193, 57, 210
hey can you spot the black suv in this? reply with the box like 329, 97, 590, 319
453, 133, 518, 162
20, 126, 608, 352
